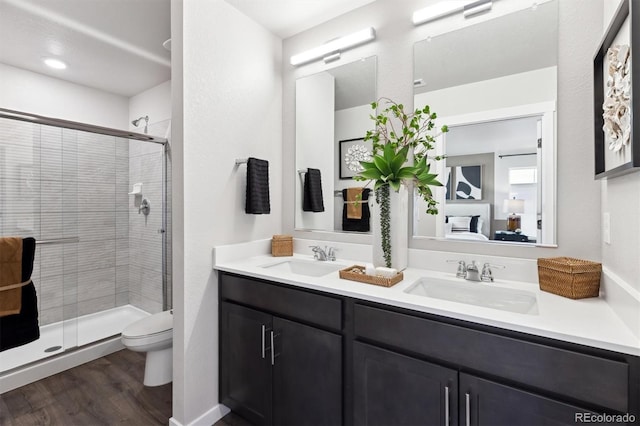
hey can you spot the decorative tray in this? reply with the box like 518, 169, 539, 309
338, 265, 403, 288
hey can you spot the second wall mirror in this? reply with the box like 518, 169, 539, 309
412, 0, 558, 246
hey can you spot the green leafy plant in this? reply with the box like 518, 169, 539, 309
354, 97, 448, 267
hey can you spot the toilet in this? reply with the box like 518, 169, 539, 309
121, 309, 173, 386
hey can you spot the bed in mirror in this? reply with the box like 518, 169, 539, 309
412, 0, 558, 246
294, 56, 377, 234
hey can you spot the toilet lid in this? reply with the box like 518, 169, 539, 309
122, 310, 173, 338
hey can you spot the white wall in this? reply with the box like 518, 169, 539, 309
283, 0, 603, 260
129, 80, 172, 134
602, 0, 640, 292
295, 72, 335, 230
0, 63, 128, 129
172, 0, 283, 424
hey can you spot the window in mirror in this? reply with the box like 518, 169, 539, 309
412, 0, 557, 246
295, 56, 377, 233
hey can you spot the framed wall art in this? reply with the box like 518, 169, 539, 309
339, 137, 373, 179
454, 165, 482, 200
594, 0, 640, 179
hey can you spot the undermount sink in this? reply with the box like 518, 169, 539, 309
260, 259, 344, 277
405, 278, 539, 315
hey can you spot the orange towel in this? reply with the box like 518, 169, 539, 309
0, 237, 28, 317
346, 187, 364, 219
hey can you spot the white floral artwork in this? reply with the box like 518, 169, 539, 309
603, 44, 631, 152
344, 144, 372, 173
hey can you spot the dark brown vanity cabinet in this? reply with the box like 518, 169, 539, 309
354, 303, 638, 426
353, 341, 458, 426
353, 339, 607, 426
219, 272, 639, 426
219, 273, 343, 426
459, 374, 611, 426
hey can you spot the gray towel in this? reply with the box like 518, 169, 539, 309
245, 157, 271, 214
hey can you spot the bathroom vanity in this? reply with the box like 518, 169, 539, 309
216, 253, 640, 426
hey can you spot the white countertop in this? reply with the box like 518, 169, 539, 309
214, 252, 640, 357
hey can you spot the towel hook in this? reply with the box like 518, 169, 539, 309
235, 158, 248, 166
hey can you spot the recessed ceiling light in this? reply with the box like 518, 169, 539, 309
43, 58, 67, 70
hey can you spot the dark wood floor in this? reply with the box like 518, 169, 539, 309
213, 412, 253, 426
0, 349, 172, 425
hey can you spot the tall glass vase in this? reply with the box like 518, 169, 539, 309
371, 185, 408, 271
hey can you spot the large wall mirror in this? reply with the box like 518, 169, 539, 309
413, 0, 558, 246
295, 56, 377, 233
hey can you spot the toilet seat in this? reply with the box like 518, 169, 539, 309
122, 310, 173, 350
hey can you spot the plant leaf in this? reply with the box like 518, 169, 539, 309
373, 155, 391, 176
396, 167, 415, 179
390, 146, 409, 173
359, 168, 383, 180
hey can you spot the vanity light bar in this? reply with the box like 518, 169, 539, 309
412, 0, 492, 25
463, 0, 492, 18
290, 27, 376, 66
412, 1, 472, 25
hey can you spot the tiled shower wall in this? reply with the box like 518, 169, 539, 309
127, 119, 171, 314
0, 117, 169, 326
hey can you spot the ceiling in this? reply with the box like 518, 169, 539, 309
224, 0, 376, 39
0, 0, 171, 97
0, 0, 375, 98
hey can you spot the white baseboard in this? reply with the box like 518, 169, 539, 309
169, 404, 230, 426
0, 337, 124, 394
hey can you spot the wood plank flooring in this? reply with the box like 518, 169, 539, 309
0, 349, 172, 425
213, 412, 253, 426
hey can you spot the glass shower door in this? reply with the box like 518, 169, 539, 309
0, 119, 78, 372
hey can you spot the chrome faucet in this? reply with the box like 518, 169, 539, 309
447, 260, 467, 278
465, 261, 481, 282
480, 263, 505, 282
309, 245, 336, 261
448, 260, 504, 282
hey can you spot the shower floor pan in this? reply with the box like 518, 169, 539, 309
0, 304, 149, 374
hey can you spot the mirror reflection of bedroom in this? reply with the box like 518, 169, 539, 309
413, 116, 542, 244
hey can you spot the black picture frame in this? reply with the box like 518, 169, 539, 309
339, 137, 372, 179
594, 0, 640, 179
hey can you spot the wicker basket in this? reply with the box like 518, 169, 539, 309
271, 235, 293, 257
339, 265, 403, 287
537, 257, 602, 299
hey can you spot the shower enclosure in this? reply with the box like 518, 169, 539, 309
0, 108, 171, 376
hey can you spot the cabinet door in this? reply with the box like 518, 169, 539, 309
460, 373, 613, 426
220, 302, 273, 426
353, 342, 458, 426
272, 317, 342, 426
